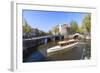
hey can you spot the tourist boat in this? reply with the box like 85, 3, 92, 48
47, 39, 79, 56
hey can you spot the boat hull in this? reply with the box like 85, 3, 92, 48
47, 42, 79, 56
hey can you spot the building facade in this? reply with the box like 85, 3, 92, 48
59, 24, 70, 39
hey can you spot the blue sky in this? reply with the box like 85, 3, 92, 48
23, 10, 90, 32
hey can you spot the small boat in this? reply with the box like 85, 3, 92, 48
47, 39, 79, 56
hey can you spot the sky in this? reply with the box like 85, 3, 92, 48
23, 10, 90, 32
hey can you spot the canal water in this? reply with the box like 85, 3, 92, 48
24, 40, 91, 62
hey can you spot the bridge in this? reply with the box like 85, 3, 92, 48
23, 35, 64, 51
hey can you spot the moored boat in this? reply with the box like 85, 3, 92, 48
47, 39, 79, 56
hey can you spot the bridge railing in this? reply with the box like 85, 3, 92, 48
23, 35, 64, 51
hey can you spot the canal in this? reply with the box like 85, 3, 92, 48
23, 40, 91, 62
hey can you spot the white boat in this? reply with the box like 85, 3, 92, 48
47, 39, 79, 56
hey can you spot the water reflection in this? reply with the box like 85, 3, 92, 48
24, 40, 91, 62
